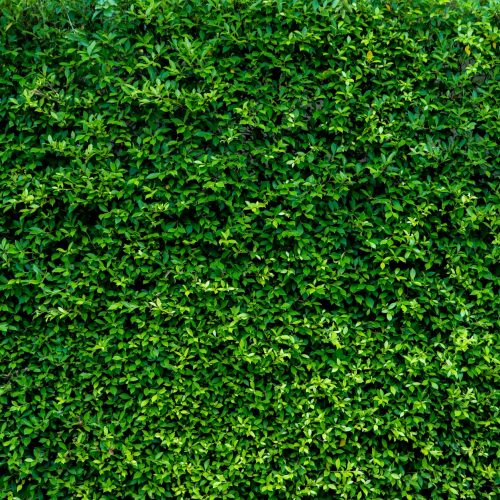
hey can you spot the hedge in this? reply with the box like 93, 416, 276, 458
0, 0, 499, 497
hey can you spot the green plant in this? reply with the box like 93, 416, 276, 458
0, 0, 499, 497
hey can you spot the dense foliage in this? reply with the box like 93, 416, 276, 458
1, 0, 499, 497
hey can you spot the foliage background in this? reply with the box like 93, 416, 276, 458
0, 0, 499, 497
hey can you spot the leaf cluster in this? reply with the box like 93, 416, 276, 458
0, 0, 499, 498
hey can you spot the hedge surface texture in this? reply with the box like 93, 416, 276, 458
1, 0, 499, 498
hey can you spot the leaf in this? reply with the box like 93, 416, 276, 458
87, 41, 97, 56
366, 50, 374, 62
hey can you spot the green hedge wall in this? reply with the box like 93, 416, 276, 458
1, 0, 499, 497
